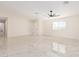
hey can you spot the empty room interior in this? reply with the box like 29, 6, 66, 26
0, 1, 79, 57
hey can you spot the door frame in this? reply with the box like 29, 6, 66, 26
0, 17, 8, 40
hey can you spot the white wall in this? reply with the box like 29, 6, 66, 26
8, 16, 31, 37
0, 6, 31, 38
40, 15, 79, 40
39, 19, 52, 36
52, 15, 79, 40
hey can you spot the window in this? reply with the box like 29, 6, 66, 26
53, 21, 66, 30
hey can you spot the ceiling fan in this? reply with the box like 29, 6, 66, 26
48, 10, 60, 17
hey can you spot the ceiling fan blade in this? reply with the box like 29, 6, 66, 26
53, 14, 60, 17
51, 13, 59, 17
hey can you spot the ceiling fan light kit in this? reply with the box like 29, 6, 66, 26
48, 10, 60, 17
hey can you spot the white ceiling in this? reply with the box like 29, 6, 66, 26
0, 1, 79, 19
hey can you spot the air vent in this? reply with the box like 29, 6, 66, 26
63, 1, 69, 5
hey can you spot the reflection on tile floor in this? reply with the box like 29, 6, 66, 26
1, 35, 79, 57
0, 36, 7, 57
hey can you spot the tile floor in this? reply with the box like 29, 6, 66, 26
0, 36, 7, 57
0, 35, 79, 57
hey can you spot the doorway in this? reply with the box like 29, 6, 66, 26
0, 17, 7, 56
